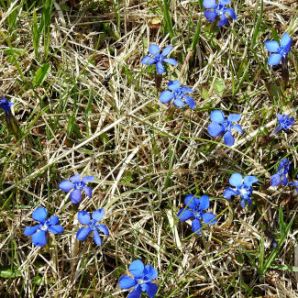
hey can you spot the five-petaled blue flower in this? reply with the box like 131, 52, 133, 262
203, 0, 237, 27
24, 206, 64, 247
274, 114, 295, 134
177, 194, 216, 235
119, 259, 158, 298
141, 44, 177, 75
223, 173, 258, 208
270, 158, 290, 187
265, 33, 292, 66
76, 209, 109, 246
159, 80, 196, 109
208, 110, 243, 146
59, 174, 94, 204
0, 97, 13, 115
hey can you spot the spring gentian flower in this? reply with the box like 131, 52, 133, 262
59, 174, 94, 204
208, 110, 243, 146
265, 33, 292, 66
119, 259, 158, 298
159, 80, 195, 109
274, 114, 295, 133
224, 173, 258, 208
203, 0, 237, 27
141, 44, 177, 75
76, 209, 109, 246
270, 158, 290, 186
0, 98, 13, 115
177, 194, 216, 235
23, 206, 64, 247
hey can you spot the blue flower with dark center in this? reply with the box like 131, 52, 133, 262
223, 173, 258, 208
59, 174, 94, 204
24, 206, 64, 247
0, 98, 13, 114
265, 33, 292, 66
208, 110, 243, 146
159, 80, 195, 109
141, 44, 177, 75
119, 259, 158, 298
203, 0, 237, 27
274, 114, 295, 133
270, 158, 291, 187
177, 194, 216, 235
76, 209, 109, 246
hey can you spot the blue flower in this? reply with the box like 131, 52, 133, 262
270, 158, 290, 187
59, 174, 94, 204
223, 173, 258, 208
0, 97, 13, 115
203, 0, 237, 27
274, 114, 295, 133
119, 259, 158, 298
23, 206, 64, 247
159, 80, 195, 109
177, 194, 216, 235
76, 209, 109, 246
141, 44, 177, 75
289, 177, 298, 192
207, 110, 243, 146
265, 33, 292, 66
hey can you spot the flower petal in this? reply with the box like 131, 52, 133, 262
32, 207, 48, 223
83, 186, 93, 198
82, 176, 94, 183
210, 110, 225, 123
270, 173, 281, 186
224, 8, 237, 20
264, 40, 279, 52
148, 44, 160, 56
184, 194, 200, 209
97, 224, 109, 235
202, 212, 216, 225
119, 275, 137, 289
219, 0, 231, 4
159, 90, 173, 104
32, 230, 47, 247
24, 225, 39, 236
168, 80, 181, 91
204, 10, 218, 22
191, 219, 201, 234
268, 53, 282, 66
177, 208, 194, 221
129, 260, 144, 278
227, 113, 241, 122
144, 265, 158, 281
47, 215, 59, 225
163, 58, 177, 66
48, 225, 64, 234
70, 189, 82, 204
76, 227, 91, 241
70, 174, 81, 183
218, 14, 229, 27
223, 187, 237, 199
93, 229, 102, 246
199, 195, 210, 210
78, 211, 91, 225
173, 98, 185, 108
243, 176, 258, 187
203, 0, 217, 8
229, 173, 243, 187
141, 56, 155, 65
127, 286, 142, 298
185, 96, 196, 110
280, 33, 292, 49
59, 180, 74, 193
232, 124, 243, 134
208, 122, 224, 137
156, 62, 165, 74
92, 209, 105, 221
223, 131, 235, 146
161, 45, 173, 56
144, 282, 158, 298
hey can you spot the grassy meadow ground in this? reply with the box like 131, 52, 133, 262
0, 0, 298, 297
